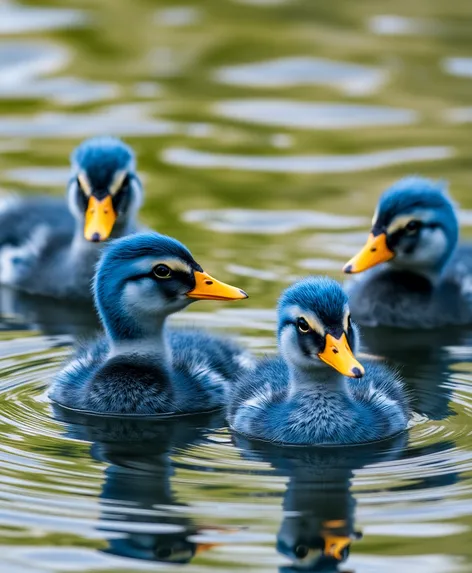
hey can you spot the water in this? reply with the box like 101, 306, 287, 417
0, 0, 472, 570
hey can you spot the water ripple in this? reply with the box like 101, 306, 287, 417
0, 104, 175, 138
0, 41, 116, 105
214, 99, 418, 130
213, 56, 388, 96
183, 208, 367, 234
164, 146, 454, 174
0, 0, 85, 35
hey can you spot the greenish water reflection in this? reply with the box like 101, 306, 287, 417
0, 0, 472, 571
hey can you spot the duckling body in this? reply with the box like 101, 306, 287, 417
53, 329, 249, 414
344, 177, 472, 328
0, 137, 143, 299
50, 232, 251, 415
228, 277, 408, 446
229, 357, 407, 445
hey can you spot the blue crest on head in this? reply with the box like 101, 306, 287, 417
374, 176, 459, 270
71, 136, 135, 193
97, 232, 198, 276
375, 176, 456, 229
278, 277, 347, 332
93, 232, 201, 339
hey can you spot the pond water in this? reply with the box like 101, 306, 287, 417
0, 0, 472, 571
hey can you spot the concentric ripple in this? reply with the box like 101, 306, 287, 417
0, 323, 469, 572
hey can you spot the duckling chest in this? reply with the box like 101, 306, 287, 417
284, 392, 377, 444
348, 269, 471, 328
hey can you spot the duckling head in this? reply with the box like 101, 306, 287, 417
277, 277, 364, 379
68, 136, 143, 243
343, 177, 458, 277
94, 232, 247, 342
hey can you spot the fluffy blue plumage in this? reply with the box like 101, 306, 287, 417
228, 277, 409, 445
50, 232, 252, 415
71, 137, 137, 200
97, 232, 197, 268
345, 176, 472, 328
278, 277, 347, 337
374, 176, 458, 270
377, 176, 455, 218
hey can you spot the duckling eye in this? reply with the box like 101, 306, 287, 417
405, 220, 421, 233
153, 264, 172, 279
297, 318, 311, 334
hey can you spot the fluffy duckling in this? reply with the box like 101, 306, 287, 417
50, 232, 251, 415
228, 277, 408, 445
0, 136, 143, 299
343, 176, 472, 328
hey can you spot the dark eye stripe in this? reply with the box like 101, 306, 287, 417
297, 317, 310, 333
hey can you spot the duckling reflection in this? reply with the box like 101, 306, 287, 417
234, 434, 407, 572
0, 284, 99, 337
53, 406, 228, 564
359, 325, 472, 421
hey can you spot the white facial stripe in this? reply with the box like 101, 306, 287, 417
304, 313, 325, 337
109, 170, 128, 196
286, 305, 325, 337
386, 210, 434, 235
77, 172, 92, 197
342, 306, 350, 333
372, 205, 379, 227
155, 258, 192, 274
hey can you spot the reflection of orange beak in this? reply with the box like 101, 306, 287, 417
187, 271, 248, 301
84, 196, 116, 242
323, 535, 352, 561
343, 232, 394, 274
318, 333, 364, 378
195, 543, 220, 555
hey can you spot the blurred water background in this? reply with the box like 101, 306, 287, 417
1, 0, 472, 571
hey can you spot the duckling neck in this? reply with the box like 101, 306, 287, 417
287, 363, 349, 396
106, 314, 170, 364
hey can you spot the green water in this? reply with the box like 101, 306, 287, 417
1, 0, 472, 571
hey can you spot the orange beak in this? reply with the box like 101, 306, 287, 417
318, 333, 364, 378
84, 196, 116, 242
186, 271, 248, 301
343, 233, 394, 274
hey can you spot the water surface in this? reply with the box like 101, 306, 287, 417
0, 0, 472, 571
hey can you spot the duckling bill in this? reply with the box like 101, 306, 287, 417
49, 232, 252, 415
343, 176, 472, 328
228, 277, 409, 445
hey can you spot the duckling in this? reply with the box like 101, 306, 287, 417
228, 277, 408, 445
343, 176, 472, 328
0, 136, 143, 299
49, 232, 251, 415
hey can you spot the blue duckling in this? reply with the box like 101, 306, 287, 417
50, 232, 251, 415
228, 277, 408, 445
343, 176, 472, 328
0, 136, 143, 299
